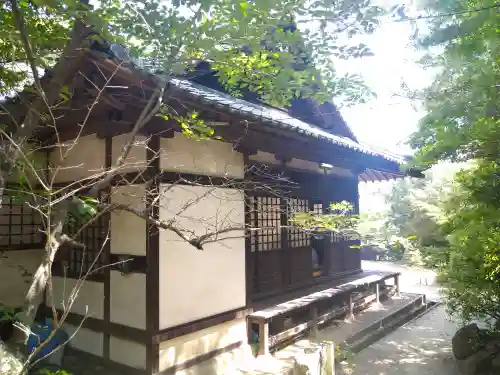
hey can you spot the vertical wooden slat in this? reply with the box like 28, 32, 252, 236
244, 154, 252, 307
252, 195, 260, 294
146, 134, 160, 375
103, 136, 112, 359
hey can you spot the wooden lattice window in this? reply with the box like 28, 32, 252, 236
64, 212, 108, 277
287, 198, 310, 248
0, 195, 44, 249
249, 196, 281, 252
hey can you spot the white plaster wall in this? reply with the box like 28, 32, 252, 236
64, 324, 104, 357
49, 134, 105, 183
110, 271, 146, 329
110, 184, 146, 256
49, 277, 104, 319
111, 133, 148, 173
0, 249, 44, 308
110, 337, 146, 369
160, 133, 244, 178
158, 184, 245, 329
158, 318, 246, 372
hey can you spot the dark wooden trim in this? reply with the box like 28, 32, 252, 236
104, 136, 113, 359
157, 170, 244, 187
145, 134, 161, 375
157, 341, 243, 375
41, 308, 148, 343
279, 161, 291, 288
243, 154, 252, 308
64, 346, 144, 375
49, 169, 245, 191
153, 306, 251, 344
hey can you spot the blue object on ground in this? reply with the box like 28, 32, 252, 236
27, 321, 68, 365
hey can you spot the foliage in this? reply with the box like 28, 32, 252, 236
407, 0, 500, 323
437, 161, 500, 323
289, 201, 359, 236
408, 0, 499, 167
1, 0, 388, 108
0, 306, 23, 323
0, 1, 77, 94
35, 369, 71, 375
358, 163, 465, 266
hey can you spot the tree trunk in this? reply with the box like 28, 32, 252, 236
0, 19, 90, 209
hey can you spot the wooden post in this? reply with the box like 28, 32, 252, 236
323, 341, 336, 375
395, 275, 400, 297
310, 305, 318, 338
347, 293, 354, 320
375, 283, 380, 304
258, 318, 270, 356
247, 319, 253, 344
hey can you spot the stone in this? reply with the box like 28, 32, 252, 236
457, 349, 492, 374
484, 338, 500, 355
292, 341, 335, 375
492, 354, 500, 369
0, 341, 26, 375
452, 323, 483, 360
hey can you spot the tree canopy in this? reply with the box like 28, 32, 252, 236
409, 0, 499, 166
407, 0, 500, 324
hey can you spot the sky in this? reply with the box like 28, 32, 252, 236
333, 19, 434, 156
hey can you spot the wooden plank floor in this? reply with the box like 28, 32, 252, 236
251, 270, 391, 311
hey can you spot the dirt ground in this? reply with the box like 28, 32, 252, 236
340, 261, 459, 375
340, 300, 459, 375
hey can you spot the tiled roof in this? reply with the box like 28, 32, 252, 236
170, 78, 406, 164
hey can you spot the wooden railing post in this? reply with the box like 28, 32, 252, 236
395, 274, 400, 297
375, 283, 380, 304
347, 293, 354, 320
258, 318, 270, 355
